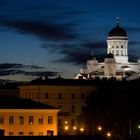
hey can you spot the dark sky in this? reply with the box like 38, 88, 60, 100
0, 0, 140, 81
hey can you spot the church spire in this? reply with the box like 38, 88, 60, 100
116, 17, 120, 26
91, 50, 94, 56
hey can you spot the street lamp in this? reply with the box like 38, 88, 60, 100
106, 131, 112, 138
80, 127, 84, 133
97, 126, 102, 131
64, 126, 69, 131
73, 126, 77, 130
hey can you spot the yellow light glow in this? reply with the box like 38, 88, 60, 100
73, 126, 77, 130
80, 127, 84, 132
97, 126, 102, 131
64, 121, 68, 124
106, 132, 111, 137
64, 126, 69, 130
138, 125, 140, 129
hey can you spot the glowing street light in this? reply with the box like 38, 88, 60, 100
64, 126, 69, 131
106, 131, 112, 138
64, 121, 68, 124
73, 126, 77, 130
80, 127, 84, 132
97, 126, 102, 131
138, 125, 140, 129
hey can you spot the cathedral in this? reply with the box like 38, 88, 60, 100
75, 19, 140, 80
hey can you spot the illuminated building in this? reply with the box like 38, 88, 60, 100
19, 78, 97, 135
0, 98, 59, 136
75, 18, 140, 80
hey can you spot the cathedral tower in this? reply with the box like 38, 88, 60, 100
107, 18, 128, 64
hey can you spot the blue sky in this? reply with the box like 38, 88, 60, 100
0, 0, 140, 81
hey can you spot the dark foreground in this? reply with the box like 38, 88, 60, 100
0, 135, 139, 140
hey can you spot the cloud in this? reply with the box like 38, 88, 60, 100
0, 63, 59, 77
0, 20, 76, 41
42, 41, 106, 65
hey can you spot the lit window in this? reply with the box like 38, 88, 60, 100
19, 116, 24, 124
0, 116, 4, 124
48, 116, 53, 124
112, 50, 114, 55
121, 50, 123, 56
116, 50, 119, 56
38, 116, 43, 124
29, 116, 34, 124
9, 116, 14, 124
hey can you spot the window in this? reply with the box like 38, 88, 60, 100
116, 50, 119, 56
71, 119, 75, 125
121, 45, 124, 48
29, 132, 33, 136
72, 94, 75, 99
116, 46, 119, 48
19, 132, 24, 136
0, 116, 4, 124
9, 132, 13, 136
9, 116, 14, 124
47, 130, 54, 136
112, 46, 114, 48
38, 116, 43, 124
19, 116, 24, 124
45, 93, 49, 99
81, 94, 85, 99
38, 132, 43, 136
48, 116, 53, 124
71, 105, 75, 113
29, 116, 34, 124
112, 50, 114, 55
58, 105, 62, 109
58, 93, 62, 99
121, 50, 123, 56
81, 105, 85, 112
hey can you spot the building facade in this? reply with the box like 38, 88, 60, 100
19, 78, 97, 135
0, 98, 59, 136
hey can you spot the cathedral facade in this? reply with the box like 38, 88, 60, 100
75, 20, 140, 80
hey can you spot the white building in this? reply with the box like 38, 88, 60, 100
75, 19, 140, 80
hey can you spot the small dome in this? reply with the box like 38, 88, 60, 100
87, 55, 96, 60
105, 53, 114, 58
108, 24, 127, 37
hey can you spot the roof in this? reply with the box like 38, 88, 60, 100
0, 98, 57, 109
24, 78, 100, 86
87, 55, 96, 61
108, 24, 127, 37
105, 53, 114, 58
